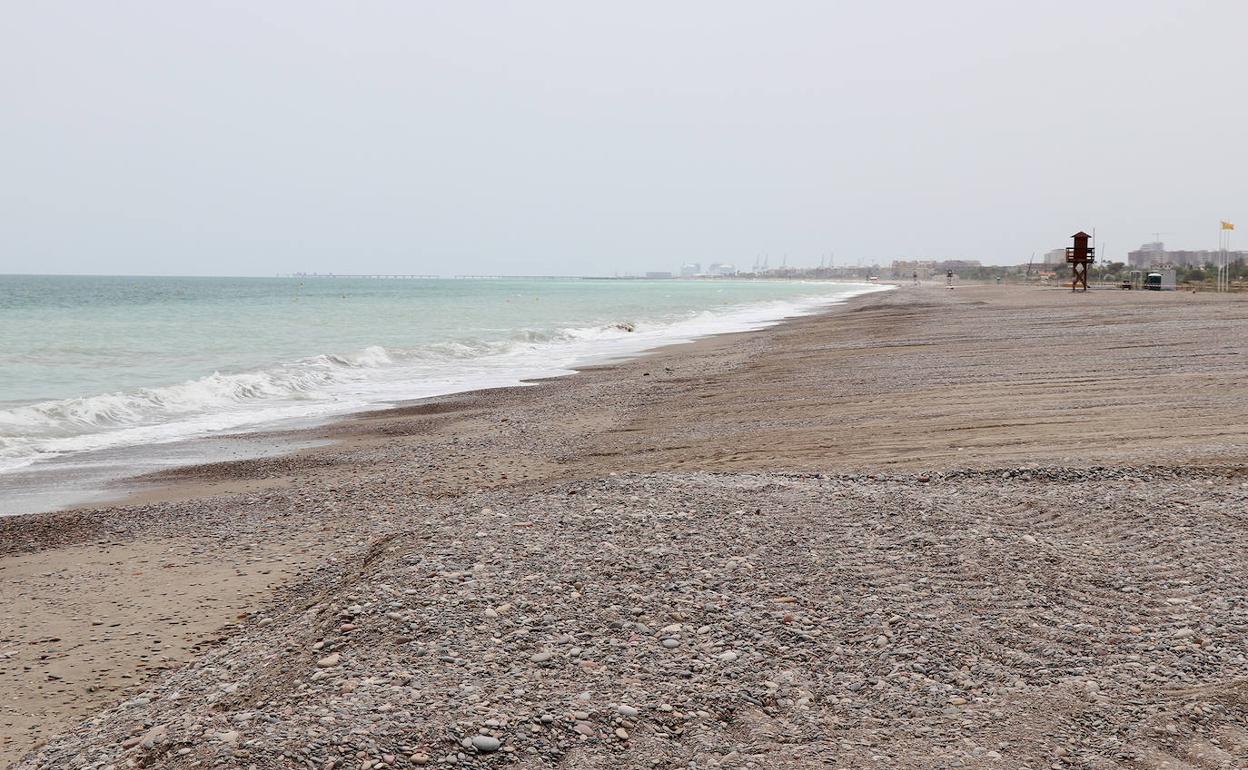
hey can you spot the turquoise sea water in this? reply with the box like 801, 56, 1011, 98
0, 275, 880, 477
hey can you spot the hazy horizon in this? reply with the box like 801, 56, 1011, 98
3, 1, 1246, 277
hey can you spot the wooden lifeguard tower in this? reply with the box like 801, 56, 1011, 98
1066, 231, 1095, 292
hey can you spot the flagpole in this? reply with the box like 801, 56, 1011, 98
1216, 221, 1235, 291
1228, 226, 1233, 292
1218, 223, 1228, 293
1221, 222, 1232, 292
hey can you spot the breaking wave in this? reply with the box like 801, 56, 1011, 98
0, 288, 883, 473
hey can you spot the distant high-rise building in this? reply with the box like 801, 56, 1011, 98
1127, 242, 1168, 267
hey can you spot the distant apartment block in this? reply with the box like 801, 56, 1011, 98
1041, 248, 1068, 266
1126, 242, 1167, 267
1127, 242, 1248, 268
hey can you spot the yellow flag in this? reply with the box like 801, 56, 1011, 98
1222, 220, 1235, 230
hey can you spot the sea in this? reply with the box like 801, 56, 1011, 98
0, 275, 882, 514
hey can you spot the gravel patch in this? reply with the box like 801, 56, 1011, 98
14, 467, 1248, 769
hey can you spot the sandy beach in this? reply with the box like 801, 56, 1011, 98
4, 284, 1248, 769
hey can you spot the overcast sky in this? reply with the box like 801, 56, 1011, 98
2, 1, 1246, 276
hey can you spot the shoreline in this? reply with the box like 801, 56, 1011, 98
5, 284, 1248, 768
1, 285, 893, 552
0, 283, 887, 519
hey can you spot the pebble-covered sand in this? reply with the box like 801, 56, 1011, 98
4, 285, 1248, 769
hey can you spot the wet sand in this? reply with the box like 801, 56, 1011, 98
3, 284, 1248, 769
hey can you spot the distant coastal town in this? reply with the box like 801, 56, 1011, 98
280, 236, 1246, 290
655, 237, 1247, 288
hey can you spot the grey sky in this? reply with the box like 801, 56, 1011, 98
2, 1, 1246, 276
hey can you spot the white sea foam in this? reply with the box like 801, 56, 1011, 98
0, 285, 886, 473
